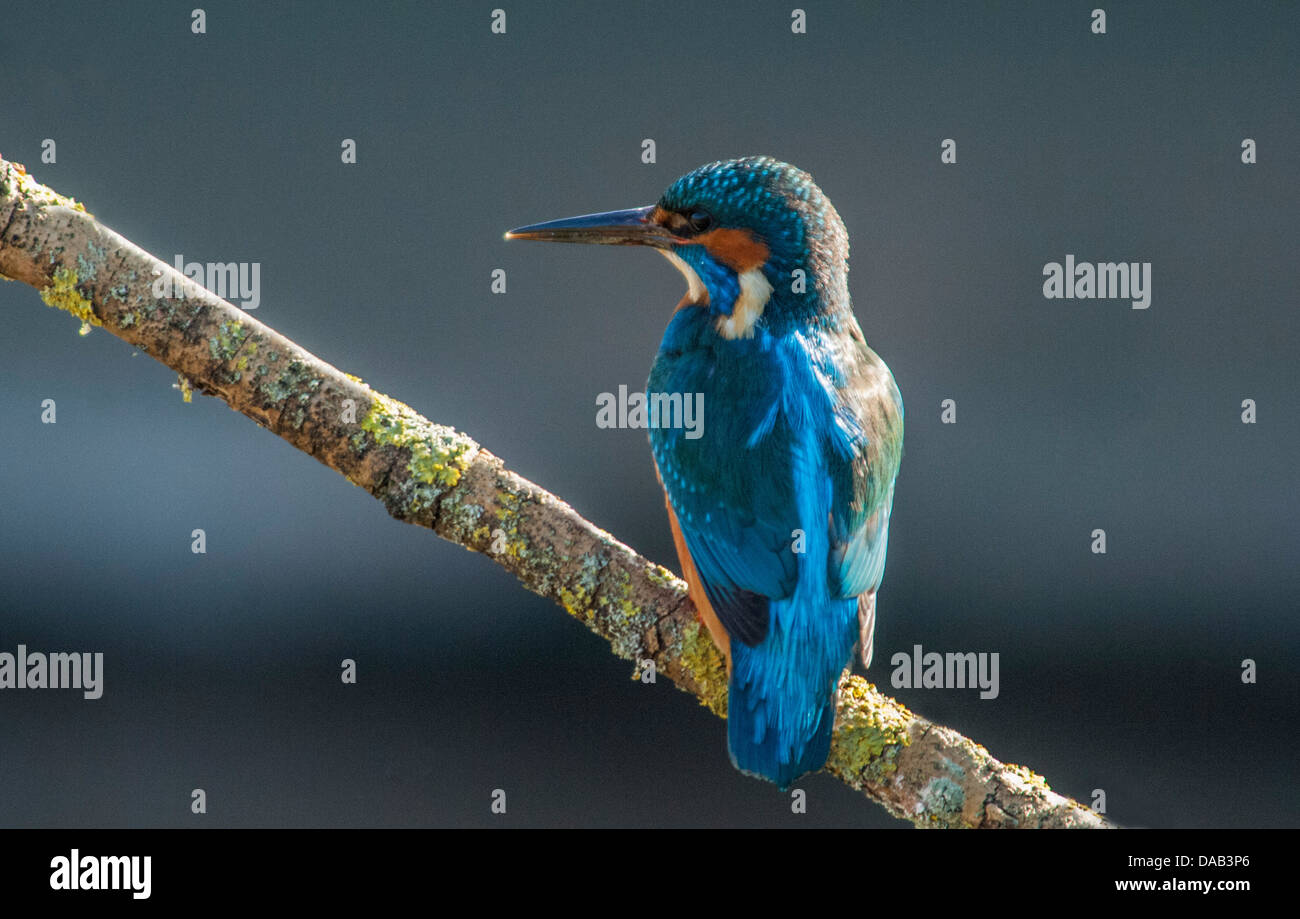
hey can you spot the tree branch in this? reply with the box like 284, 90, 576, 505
0, 154, 1111, 828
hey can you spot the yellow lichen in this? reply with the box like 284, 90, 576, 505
360, 392, 477, 510
675, 620, 728, 716
209, 320, 248, 361
646, 563, 681, 590
40, 267, 101, 330
4, 160, 91, 215
827, 677, 913, 777
1006, 763, 1051, 793
558, 584, 595, 622
491, 491, 526, 557
610, 570, 643, 623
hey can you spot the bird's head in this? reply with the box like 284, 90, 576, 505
506, 156, 849, 338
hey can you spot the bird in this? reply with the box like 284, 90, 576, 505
506, 157, 903, 788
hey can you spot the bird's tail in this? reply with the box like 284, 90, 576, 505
726, 593, 858, 789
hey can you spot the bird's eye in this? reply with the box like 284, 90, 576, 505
686, 209, 713, 233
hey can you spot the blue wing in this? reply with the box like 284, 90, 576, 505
649, 310, 800, 646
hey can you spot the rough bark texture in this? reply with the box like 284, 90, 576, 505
0, 154, 1112, 828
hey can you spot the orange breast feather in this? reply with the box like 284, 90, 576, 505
653, 465, 732, 674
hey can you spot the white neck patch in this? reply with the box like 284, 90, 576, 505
658, 250, 709, 308
656, 253, 771, 338
715, 268, 772, 340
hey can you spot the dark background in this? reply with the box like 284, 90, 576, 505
1, 1, 1295, 827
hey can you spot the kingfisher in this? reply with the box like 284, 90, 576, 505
507, 157, 903, 787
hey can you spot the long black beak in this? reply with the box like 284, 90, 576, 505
505, 205, 680, 249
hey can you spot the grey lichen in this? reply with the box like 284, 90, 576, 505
919, 776, 967, 823
208, 319, 248, 361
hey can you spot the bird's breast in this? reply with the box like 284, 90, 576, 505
651, 311, 859, 456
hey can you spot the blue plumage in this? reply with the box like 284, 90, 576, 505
508, 157, 903, 787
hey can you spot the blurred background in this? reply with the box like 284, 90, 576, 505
1, 1, 1296, 827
